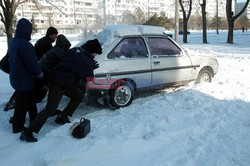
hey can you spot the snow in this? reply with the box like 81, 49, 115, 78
1, 29, 250, 166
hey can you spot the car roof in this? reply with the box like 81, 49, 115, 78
75, 25, 171, 50
103, 24, 166, 36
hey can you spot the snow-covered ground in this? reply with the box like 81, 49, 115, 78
0, 30, 250, 166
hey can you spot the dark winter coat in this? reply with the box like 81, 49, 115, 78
8, 18, 42, 91
38, 34, 71, 75
48, 47, 96, 89
35, 35, 54, 60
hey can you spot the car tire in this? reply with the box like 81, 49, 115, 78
195, 69, 212, 84
108, 80, 134, 109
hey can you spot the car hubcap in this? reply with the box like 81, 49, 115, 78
200, 72, 211, 82
114, 85, 132, 106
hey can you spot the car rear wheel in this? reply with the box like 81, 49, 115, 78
195, 69, 212, 84
108, 80, 134, 109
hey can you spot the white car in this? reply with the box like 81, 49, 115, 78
76, 25, 219, 109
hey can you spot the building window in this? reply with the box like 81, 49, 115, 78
85, 3, 92, 6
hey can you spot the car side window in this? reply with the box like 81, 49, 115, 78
147, 37, 181, 56
108, 37, 148, 59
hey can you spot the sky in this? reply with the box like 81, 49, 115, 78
0, 28, 250, 166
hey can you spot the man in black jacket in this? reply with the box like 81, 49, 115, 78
38, 34, 71, 117
39, 34, 71, 81
34, 27, 58, 102
20, 39, 102, 142
35, 27, 58, 60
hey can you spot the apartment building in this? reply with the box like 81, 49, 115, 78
15, 0, 100, 34
14, 0, 170, 33
0, 0, 242, 35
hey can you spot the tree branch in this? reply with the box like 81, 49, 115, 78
179, 0, 186, 19
233, 0, 250, 20
44, 0, 67, 16
226, 0, 232, 20
187, 0, 192, 21
0, 0, 6, 10
0, 12, 6, 25
29, 0, 44, 17
18, 0, 30, 5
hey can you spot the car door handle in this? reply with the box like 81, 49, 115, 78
153, 60, 160, 64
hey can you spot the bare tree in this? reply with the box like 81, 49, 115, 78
200, 0, 207, 43
234, 16, 248, 30
0, 0, 30, 45
226, 0, 250, 43
179, 0, 192, 43
188, 12, 202, 30
121, 10, 136, 24
144, 12, 173, 29
133, 7, 147, 25
92, 14, 104, 32
0, 0, 65, 46
31, 14, 37, 34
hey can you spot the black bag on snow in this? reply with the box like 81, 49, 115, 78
70, 118, 91, 139
0, 53, 9, 74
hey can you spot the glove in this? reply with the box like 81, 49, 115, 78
93, 60, 99, 69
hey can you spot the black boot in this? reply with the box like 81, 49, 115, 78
20, 129, 37, 142
12, 125, 27, 133
55, 114, 70, 125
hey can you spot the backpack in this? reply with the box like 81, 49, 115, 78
0, 53, 9, 74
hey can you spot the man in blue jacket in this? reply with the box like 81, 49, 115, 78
4, 26, 58, 111
20, 39, 102, 142
8, 18, 43, 133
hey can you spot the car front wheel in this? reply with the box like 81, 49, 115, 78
108, 80, 134, 109
195, 69, 212, 84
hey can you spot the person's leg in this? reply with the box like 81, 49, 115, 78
61, 88, 84, 117
27, 89, 38, 124
54, 88, 83, 125
12, 91, 30, 133
35, 79, 48, 103
28, 83, 65, 134
20, 83, 65, 142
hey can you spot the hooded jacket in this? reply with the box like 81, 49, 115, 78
8, 18, 42, 91
48, 47, 96, 89
38, 34, 71, 75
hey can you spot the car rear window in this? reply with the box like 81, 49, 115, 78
147, 38, 181, 56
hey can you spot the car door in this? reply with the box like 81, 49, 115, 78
146, 37, 193, 87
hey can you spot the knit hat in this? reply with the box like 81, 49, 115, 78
83, 39, 102, 54
46, 27, 58, 36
